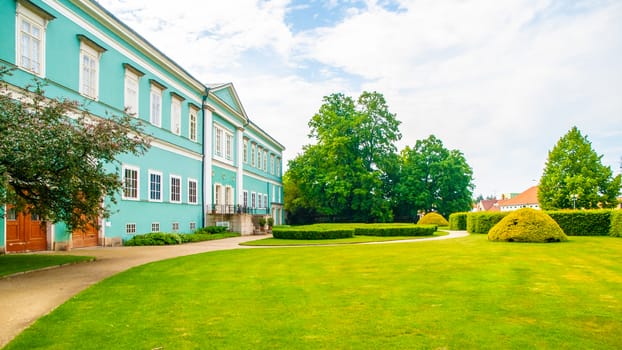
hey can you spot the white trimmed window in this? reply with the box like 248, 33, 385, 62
258, 193, 262, 209
270, 154, 275, 174
215, 127, 223, 157
225, 133, 233, 160
126, 223, 136, 234
79, 38, 104, 99
170, 95, 182, 135
150, 82, 163, 127
225, 186, 233, 207
189, 108, 198, 141
251, 192, 256, 208
257, 146, 262, 169
148, 170, 162, 202
243, 138, 249, 163
264, 194, 268, 208
16, 2, 51, 76
189, 222, 196, 230
124, 69, 140, 116
263, 150, 268, 171
122, 165, 139, 200
170, 175, 181, 203
251, 143, 256, 167
243, 190, 248, 207
214, 184, 222, 208
188, 179, 198, 204
276, 158, 281, 176
151, 223, 160, 232
172, 222, 179, 232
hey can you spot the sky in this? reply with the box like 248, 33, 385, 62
97, 0, 622, 198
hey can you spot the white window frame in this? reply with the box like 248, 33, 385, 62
270, 154, 275, 174
126, 223, 137, 234
172, 222, 180, 232
124, 69, 140, 116
151, 222, 160, 232
276, 158, 281, 176
170, 95, 182, 135
16, 3, 48, 76
243, 138, 249, 163
215, 126, 223, 157
189, 222, 196, 231
263, 150, 268, 171
251, 192, 256, 208
189, 108, 198, 142
122, 165, 140, 200
264, 194, 268, 208
148, 170, 163, 202
188, 178, 198, 204
225, 133, 233, 160
150, 83, 163, 127
251, 143, 256, 167
170, 175, 182, 203
243, 190, 248, 207
79, 40, 102, 99
257, 146, 262, 169
258, 193, 262, 209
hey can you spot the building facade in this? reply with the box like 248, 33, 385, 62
0, 0, 283, 252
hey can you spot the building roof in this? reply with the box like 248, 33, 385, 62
498, 186, 539, 207
478, 199, 498, 211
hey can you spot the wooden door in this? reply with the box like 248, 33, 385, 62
6, 207, 47, 252
72, 220, 99, 248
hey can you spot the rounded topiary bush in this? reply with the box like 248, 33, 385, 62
488, 208, 567, 243
418, 212, 449, 226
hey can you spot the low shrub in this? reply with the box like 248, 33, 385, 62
193, 226, 228, 235
418, 212, 449, 226
124, 232, 182, 246
448, 212, 468, 230
272, 228, 354, 240
467, 212, 508, 234
355, 225, 437, 237
180, 232, 240, 243
547, 210, 611, 236
610, 210, 622, 237
488, 208, 567, 243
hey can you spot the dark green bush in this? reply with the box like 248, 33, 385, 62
124, 232, 182, 246
609, 210, 622, 237
418, 212, 449, 226
547, 210, 611, 236
193, 226, 228, 235
355, 225, 437, 237
272, 228, 354, 240
488, 208, 567, 243
448, 212, 468, 230
467, 212, 508, 234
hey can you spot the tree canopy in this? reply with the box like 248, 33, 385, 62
0, 69, 149, 230
284, 91, 474, 224
538, 126, 621, 210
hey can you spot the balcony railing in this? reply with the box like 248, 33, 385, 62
210, 204, 270, 215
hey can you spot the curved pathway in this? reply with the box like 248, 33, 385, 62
0, 231, 468, 347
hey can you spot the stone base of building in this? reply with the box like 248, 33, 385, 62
207, 213, 269, 236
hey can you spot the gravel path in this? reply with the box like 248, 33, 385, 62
0, 231, 468, 347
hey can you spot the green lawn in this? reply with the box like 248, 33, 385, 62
0, 254, 94, 278
6, 235, 622, 349
242, 231, 449, 246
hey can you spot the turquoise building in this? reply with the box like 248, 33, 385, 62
0, 0, 284, 252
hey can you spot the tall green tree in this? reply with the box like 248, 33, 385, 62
395, 135, 474, 219
538, 126, 621, 209
0, 70, 149, 230
286, 92, 401, 223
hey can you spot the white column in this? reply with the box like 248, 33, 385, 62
203, 106, 214, 222
236, 127, 244, 207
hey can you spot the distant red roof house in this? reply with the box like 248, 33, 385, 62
475, 199, 498, 211
497, 186, 540, 211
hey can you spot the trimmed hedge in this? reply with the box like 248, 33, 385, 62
448, 212, 468, 230
610, 210, 622, 237
467, 212, 508, 234
124, 232, 182, 246
355, 225, 437, 237
547, 210, 611, 236
418, 212, 449, 226
272, 228, 354, 240
488, 208, 567, 243
193, 226, 229, 235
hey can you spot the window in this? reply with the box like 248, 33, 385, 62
270, 154, 275, 174
264, 194, 268, 208
251, 143, 256, 167
215, 127, 223, 157
188, 179, 198, 204
251, 192, 256, 208
7, 207, 17, 221
122, 165, 139, 200
151, 223, 160, 232
172, 222, 179, 232
148, 171, 162, 202
257, 146, 262, 169
258, 193, 262, 209
124, 69, 140, 116
79, 36, 105, 99
189, 108, 197, 141
170, 95, 182, 135
243, 138, 248, 163
243, 191, 248, 207
225, 133, 233, 160
189, 222, 196, 230
272, 185, 276, 202
263, 150, 268, 171
126, 223, 136, 234
276, 158, 281, 176
225, 186, 233, 207
150, 82, 163, 127
214, 184, 222, 209
16, 2, 52, 76
170, 175, 181, 203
